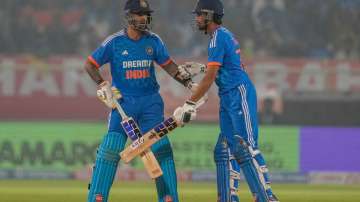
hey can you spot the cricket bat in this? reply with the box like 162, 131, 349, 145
113, 97, 163, 179
120, 96, 207, 163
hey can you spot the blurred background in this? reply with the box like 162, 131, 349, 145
1, 0, 360, 195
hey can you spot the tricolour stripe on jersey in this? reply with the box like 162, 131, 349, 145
209, 30, 218, 48
88, 56, 100, 68
238, 85, 255, 147
101, 30, 125, 47
207, 61, 221, 67
159, 58, 172, 67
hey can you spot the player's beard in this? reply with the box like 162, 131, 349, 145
196, 21, 207, 31
127, 14, 152, 32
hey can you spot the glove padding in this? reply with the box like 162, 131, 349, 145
97, 81, 122, 108
177, 62, 206, 80
173, 100, 197, 126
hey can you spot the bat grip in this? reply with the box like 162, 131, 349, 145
113, 97, 128, 119
183, 112, 192, 123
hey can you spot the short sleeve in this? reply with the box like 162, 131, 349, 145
208, 31, 224, 67
88, 39, 113, 68
153, 35, 171, 67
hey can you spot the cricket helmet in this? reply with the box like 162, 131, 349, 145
193, 0, 224, 23
124, 0, 153, 31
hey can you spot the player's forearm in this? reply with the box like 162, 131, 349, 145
189, 65, 218, 102
189, 73, 215, 102
163, 61, 192, 87
84, 60, 104, 85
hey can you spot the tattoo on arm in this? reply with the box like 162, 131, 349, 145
84, 60, 104, 85
162, 61, 192, 87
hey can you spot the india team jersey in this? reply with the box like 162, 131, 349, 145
208, 26, 249, 95
88, 29, 171, 96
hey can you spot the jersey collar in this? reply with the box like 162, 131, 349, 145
210, 26, 222, 38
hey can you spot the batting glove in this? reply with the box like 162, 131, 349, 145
97, 81, 122, 108
173, 100, 197, 126
177, 62, 206, 80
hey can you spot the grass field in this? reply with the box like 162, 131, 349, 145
1, 123, 359, 201
0, 180, 359, 202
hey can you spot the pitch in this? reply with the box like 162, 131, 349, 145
0, 180, 359, 202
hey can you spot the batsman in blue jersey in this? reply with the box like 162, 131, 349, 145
173, 0, 279, 201
83, 0, 203, 201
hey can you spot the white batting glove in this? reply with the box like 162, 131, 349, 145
97, 81, 122, 108
173, 100, 197, 126
177, 62, 206, 80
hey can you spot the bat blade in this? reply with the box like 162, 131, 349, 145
120, 117, 178, 163
120, 95, 207, 163
140, 150, 163, 179
115, 104, 163, 179
120, 118, 163, 178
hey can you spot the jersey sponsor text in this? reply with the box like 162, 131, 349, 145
123, 60, 152, 69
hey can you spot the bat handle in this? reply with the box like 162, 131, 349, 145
113, 97, 128, 119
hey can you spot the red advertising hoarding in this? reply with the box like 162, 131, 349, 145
0, 56, 359, 120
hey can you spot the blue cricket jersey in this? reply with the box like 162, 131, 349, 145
88, 29, 171, 96
207, 26, 249, 95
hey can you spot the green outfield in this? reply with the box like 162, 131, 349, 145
1, 122, 359, 202
0, 180, 359, 202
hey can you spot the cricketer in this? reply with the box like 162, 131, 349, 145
83, 0, 203, 201
173, 0, 280, 201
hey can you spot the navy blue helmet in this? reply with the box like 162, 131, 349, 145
193, 0, 224, 17
124, 0, 153, 31
192, 0, 224, 33
124, 0, 153, 15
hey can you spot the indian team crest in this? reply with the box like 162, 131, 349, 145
140, 0, 148, 8
146, 46, 153, 55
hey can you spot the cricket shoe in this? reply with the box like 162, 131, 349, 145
230, 195, 239, 202
164, 195, 173, 202
268, 193, 280, 202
